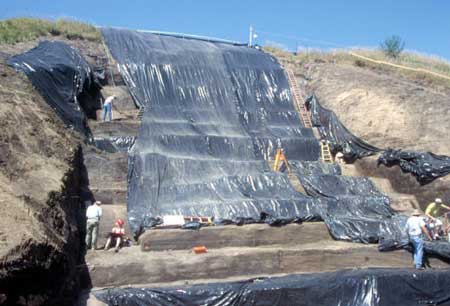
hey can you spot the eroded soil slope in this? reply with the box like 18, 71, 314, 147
284, 55, 450, 154
273, 50, 450, 208
0, 56, 86, 305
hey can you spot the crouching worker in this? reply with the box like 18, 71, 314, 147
426, 218, 443, 240
425, 198, 450, 238
406, 209, 432, 270
104, 219, 125, 252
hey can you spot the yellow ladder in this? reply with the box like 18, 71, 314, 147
286, 69, 313, 128
320, 141, 333, 163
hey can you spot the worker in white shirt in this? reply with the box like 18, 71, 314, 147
405, 209, 432, 270
102, 95, 116, 122
335, 151, 345, 164
86, 201, 103, 250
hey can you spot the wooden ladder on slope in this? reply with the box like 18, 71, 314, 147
137, 107, 145, 120
320, 141, 333, 163
286, 69, 312, 128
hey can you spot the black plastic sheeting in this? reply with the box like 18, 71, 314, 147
290, 161, 396, 243
289, 160, 341, 176
8, 41, 102, 135
291, 160, 450, 252
94, 136, 136, 153
298, 174, 384, 199
378, 148, 450, 184
102, 28, 450, 257
102, 28, 322, 237
94, 268, 450, 306
306, 94, 381, 161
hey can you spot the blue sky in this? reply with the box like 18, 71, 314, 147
2, 0, 450, 59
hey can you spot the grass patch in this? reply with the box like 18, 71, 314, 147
265, 46, 450, 88
0, 17, 101, 44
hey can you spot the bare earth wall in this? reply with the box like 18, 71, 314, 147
0, 57, 89, 305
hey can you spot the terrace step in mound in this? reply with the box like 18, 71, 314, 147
139, 223, 329, 251
90, 187, 127, 205
84, 238, 449, 288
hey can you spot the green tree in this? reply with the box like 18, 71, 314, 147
380, 35, 405, 58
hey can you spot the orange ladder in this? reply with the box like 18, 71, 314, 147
273, 148, 291, 173
286, 69, 313, 128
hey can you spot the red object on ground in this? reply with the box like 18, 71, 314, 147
193, 246, 207, 254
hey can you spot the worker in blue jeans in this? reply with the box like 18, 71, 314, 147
102, 95, 116, 122
406, 209, 432, 269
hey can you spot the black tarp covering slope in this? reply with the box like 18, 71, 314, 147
102, 28, 450, 258
306, 94, 381, 161
94, 136, 136, 153
8, 41, 101, 134
101, 28, 321, 236
379, 148, 450, 184
292, 160, 450, 254
94, 268, 450, 306
291, 161, 397, 243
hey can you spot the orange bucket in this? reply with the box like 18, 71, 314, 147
193, 246, 207, 254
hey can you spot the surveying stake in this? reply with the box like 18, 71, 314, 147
273, 148, 291, 173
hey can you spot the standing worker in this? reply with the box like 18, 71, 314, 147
405, 209, 432, 270
86, 201, 102, 250
102, 95, 116, 122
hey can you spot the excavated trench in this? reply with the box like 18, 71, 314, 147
0, 146, 92, 305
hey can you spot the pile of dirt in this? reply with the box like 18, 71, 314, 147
0, 57, 88, 305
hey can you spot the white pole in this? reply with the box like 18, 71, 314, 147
249, 25, 253, 47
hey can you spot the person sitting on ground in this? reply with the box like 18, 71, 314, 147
405, 209, 432, 270
102, 95, 116, 122
104, 219, 126, 252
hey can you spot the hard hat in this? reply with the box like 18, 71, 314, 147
435, 198, 442, 203
412, 209, 422, 216
94, 201, 101, 205
116, 219, 125, 226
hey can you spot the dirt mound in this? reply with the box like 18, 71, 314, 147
0, 58, 87, 305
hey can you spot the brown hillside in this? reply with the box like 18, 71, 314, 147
271, 49, 450, 154
270, 48, 450, 208
0, 48, 89, 305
